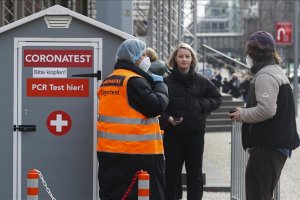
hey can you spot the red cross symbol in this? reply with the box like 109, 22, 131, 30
47, 110, 72, 136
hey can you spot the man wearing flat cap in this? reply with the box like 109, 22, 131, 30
229, 31, 299, 200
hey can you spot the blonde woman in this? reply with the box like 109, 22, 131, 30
160, 43, 222, 199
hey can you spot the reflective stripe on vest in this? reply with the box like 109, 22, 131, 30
97, 69, 163, 154
98, 115, 159, 125
97, 131, 162, 141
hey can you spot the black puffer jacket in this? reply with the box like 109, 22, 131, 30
161, 66, 222, 133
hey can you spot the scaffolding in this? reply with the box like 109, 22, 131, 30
134, 0, 197, 61
0, 0, 197, 62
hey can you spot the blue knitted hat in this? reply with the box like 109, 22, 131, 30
249, 31, 276, 52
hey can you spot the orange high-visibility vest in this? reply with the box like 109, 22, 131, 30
97, 69, 163, 154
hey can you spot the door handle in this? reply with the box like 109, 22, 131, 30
72, 70, 101, 80
14, 125, 36, 132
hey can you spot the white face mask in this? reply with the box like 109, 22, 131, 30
138, 57, 151, 72
246, 55, 253, 68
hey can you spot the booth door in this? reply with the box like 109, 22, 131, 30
14, 39, 101, 200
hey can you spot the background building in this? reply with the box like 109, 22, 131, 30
0, 0, 299, 73
241, 0, 296, 72
196, 0, 243, 67
196, 0, 298, 73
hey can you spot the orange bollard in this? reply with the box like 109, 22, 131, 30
27, 169, 39, 200
138, 171, 150, 200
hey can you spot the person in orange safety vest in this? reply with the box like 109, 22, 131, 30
97, 39, 169, 200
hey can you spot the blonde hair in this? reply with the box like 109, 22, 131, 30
146, 47, 158, 62
167, 43, 198, 68
232, 73, 238, 78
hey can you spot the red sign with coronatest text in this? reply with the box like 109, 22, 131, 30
24, 49, 93, 67
27, 78, 89, 97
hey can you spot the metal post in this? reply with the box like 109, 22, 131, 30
27, 169, 39, 200
274, 180, 280, 200
192, 0, 197, 51
178, 0, 182, 43
231, 121, 248, 200
96, 0, 133, 34
202, 45, 205, 74
293, 0, 299, 115
138, 171, 150, 200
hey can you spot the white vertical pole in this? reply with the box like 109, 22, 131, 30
293, 0, 299, 115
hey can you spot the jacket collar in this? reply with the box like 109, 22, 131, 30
172, 64, 195, 86
251, 59, 276, 74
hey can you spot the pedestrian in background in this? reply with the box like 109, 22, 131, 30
210, 72, 222, 90
97, 39, 169, 200
146, 47, 168, 76
222, 77, 230, 93
228, 73, 241, 98
160, 43, 222, 200
228, 31, 300, 200
240, 75, 252, 102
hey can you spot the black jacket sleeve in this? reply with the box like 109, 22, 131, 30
127, 77, 169, 118
198, 78, 222, 114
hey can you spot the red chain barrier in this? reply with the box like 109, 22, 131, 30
121, 170, 148, 200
